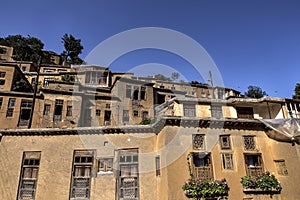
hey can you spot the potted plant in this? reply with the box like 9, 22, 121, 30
241, 171, 282, 193
182, 156, 229, 199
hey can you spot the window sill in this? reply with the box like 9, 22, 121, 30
97, 171, 113, 175
243, 188, 281, 194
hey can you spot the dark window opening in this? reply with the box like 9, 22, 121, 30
66, 106, 72, 116
133, 86, 139, 100
236, 107, 254, 119
18, 100, 32, 126
43, 104, 50, 115
0, 79, 5, 85
140, 86, 146, 100
126, 85, 132, 98
244, 154, 264, 177
53, 99, 63, 122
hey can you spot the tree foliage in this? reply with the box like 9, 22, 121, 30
171, 72, 180, 81
148, 74, 172, 81
0, 35, 44, 63
245, 85, 267, 98
293, 83, 300, 99
61, 33, 84, 65
61, 74, 75, 82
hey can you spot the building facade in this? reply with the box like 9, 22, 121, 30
0, 46, 300, 200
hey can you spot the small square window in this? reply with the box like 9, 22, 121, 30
98, 158, 113, 173
0, 72, 6, 78
0, 79, 5, 85
274, 160, 288, 176
243, 136, 256, 151
96, 109, 101, 116
133, 110, 139, 117
106, 104, 110, 109
192, 134, 205, 150
220, 135, 231, 150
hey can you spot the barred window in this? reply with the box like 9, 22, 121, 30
70, 150, 94, 200
274, 160, 288, 176
17, 152, 41, 200
243, 136, 256, 151
219, 135, 231, 150
193, 134, 205, 150
222, 153, 234, 170
119, 149, 139, 200
244, 154, 264, 177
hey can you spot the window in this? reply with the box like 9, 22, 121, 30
96, 109, 101, 116
244, 154, 264, 177
70, 150, 94, 199
17, 152, 41, 200
193, 134, 205, 150
18, 99, 33, 126
155, 156, 160, 176
0, 71, 6, 78
183, 104, 196, 117
104, 110, 111, 123
6, 98, 16, 117
191, 153, 213, 180
123, 110, 129, 122
106, 104, 110, 109
43, 78, 55, 86
98, 158, 113, 173
126, 85, 132, 98
133, 110, 139, 117
133, 86, 139, 100
140, 86, 146, 100
211, 105, 223, 119
142, 111, 148, 121
43, 104, 51, 115
53, 99, 63, 122
274, 160, 288, 176
0, 47, 7, 54
66, 106, 72, 116
0, 97, 2, 108
243, 136, 256, 151
217, 88, 225, 99
22, 66, 27, 71
222, 153, 234, 170
219, 135, 231, 150
0, 79, 5, 85
236, 107, 254, 119
118, 149, 139, 200
85, 71, 108, 86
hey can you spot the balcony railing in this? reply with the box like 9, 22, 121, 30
246, 166, 263, 177
193, 166, 213, 180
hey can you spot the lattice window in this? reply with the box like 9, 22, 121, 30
118, 149, 139, 200
98, 158, 113, 173
236, 107, 254, 119
274, 160, 288, 176
211, 105, 223, 119
18, 151, 41, 200
183, 104, 196, 117
193, 134, 205, 150
243, 136, 256, 151
220, 135, 231, 150
70, 150, 94, 200
222, 153, 234, 170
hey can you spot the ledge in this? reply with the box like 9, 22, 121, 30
243, 188, 281, 194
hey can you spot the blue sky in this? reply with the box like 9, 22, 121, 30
1, 0, 299, 98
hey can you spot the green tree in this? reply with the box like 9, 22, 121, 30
62, 74, 75, 82
61, 33, 84, 65
0, 35, 44, 63
245, 85, 267, 98
171, 72, 180, 81
148, 74, 172, 81
292, 83, 300, 99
